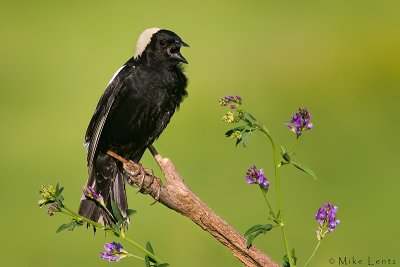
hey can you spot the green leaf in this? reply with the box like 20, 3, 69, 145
282, 254, 290, 267
282, 248, 297, 267
55, 183, 64, 197
146, 241, 154, 254
225, 125, 246, 138
244, 224, 272, 236
157, 264, 169, 267
244, 224, 273, 248
65, 219, 83, 231
144, 256, 151, 267
56, 223, 71, 233
58, 186, 64, 195
291, 161, 317, 180
291, 248, 297, 265
281, 147, 291, 163
242, 111, 257, 124
54, 183, 65, 207
242, 131, 251, 147
241, 132, 250, 147
126, 209, 137, 217
235, 137, 242, 146
244, 224, 273, 236
112, 222, 121, 235
246, 234, 256, 249
146, 242, 156, 263
111, 201, 123, 222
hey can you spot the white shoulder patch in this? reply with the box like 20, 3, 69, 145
134, 27, 160, 59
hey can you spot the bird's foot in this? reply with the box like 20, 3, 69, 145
136, 165, 155, 193
134, 163, 146, 192
150, 178, 162, 205
123, 161, 160, 201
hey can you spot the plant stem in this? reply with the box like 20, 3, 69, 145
62, 205, 112, 230
303, 241, 321, 267
288, 138, 298, 153
61, 205, 164, 264
261, 189, 276, 219
102, 204, 116, 223
122, 236, 163, 264
258, 124, 295, 267
127, 254, 145, 261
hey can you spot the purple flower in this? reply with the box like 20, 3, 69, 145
285, 107, 313, 138
219, 95, 243, 108
83, 186, 105, 206
100, 242, 127, 262
315, 202, 340, 240
245, 165, 270, 191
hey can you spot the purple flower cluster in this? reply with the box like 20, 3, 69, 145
245, 165, 270, 191
219, 95, 243, 109
83, 186, 105, 206
100, 242, 127, 262
285, 107, 313, 137
315, 202, 340, 240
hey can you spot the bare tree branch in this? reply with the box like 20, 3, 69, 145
107, 147, 280, 267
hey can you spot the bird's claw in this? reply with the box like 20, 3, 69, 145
135, 163, 146, 192
135, 165, 156, 194
144, 168, 154, 176
150, 178, 162, 205
125, 162, 160, 202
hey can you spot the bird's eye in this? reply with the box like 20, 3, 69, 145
160, 39, 166, 47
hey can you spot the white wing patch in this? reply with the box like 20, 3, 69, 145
84, 141, 90, 151
134, 27, 160, 59
108, 65, 125, 85
83, 64, 127, 152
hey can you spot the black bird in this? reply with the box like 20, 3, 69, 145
78, 28, 189, 226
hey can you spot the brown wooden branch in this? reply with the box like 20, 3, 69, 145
107, 148, 280, 267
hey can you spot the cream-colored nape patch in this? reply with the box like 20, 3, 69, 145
134, 27, 160, 59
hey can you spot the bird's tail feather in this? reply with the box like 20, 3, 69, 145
78, 153, 128, 227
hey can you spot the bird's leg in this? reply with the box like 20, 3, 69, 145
107, 151, 146, 188
107, 150, 161, 199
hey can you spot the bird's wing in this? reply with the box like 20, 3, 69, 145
84, 65, 129, 179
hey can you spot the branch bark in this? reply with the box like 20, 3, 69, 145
107, 147, 280, 267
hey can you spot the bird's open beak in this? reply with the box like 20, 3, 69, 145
169, 40, 189, 64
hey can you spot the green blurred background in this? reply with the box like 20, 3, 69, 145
1, 1, 399, 266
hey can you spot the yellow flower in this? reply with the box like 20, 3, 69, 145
230, 131, 242, 139
222, 111, 239, 123
38, 185, 56, 207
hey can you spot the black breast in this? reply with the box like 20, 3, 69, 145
99, 64, 187, 162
